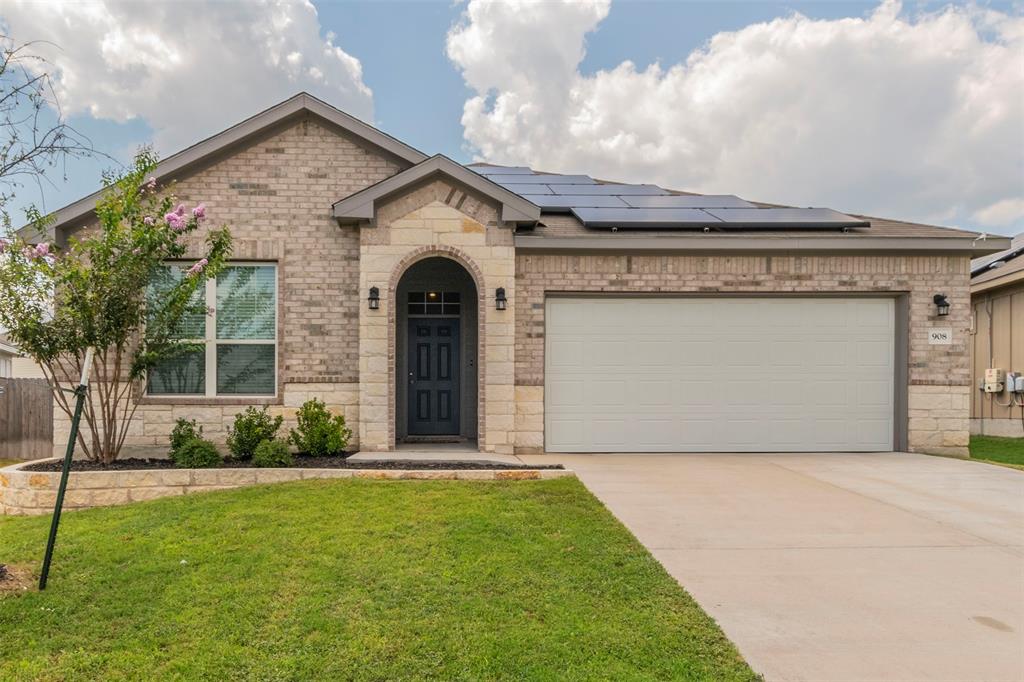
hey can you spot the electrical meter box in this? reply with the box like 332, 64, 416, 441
984, 368, 1006, 394
1015, 375, 1024, 393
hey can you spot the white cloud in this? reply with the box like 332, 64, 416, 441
1, 0, 373, 152
973, 198, 1024, 226
447, 0, 1024, 233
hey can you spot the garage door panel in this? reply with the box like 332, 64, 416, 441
547, 380, 585, 407
722, 340, 762, 366
545, 297, 895, 453
590, 380, 627, 405
857, 340, 892, 366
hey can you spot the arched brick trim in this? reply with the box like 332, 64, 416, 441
387, 246, 487, 449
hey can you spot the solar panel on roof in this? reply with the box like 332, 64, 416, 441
490, 174, 595, 185
572, 207, 720, 228
473, 166, 534, 175
622, 195, 755, 209
525, 195, 630, 210
501, 183, 554, 195
703, 208, 869, 228
547, 184, 669, 196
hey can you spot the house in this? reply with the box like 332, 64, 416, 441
24, 93, 1009, 458
0, 334, 44, 379
970, 233, 1024, 437
0, 334, 17, 378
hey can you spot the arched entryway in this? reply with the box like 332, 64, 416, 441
394, 256, 480, 444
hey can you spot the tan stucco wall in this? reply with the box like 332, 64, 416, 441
357, 179, 516, 454
514, 253, 972, 457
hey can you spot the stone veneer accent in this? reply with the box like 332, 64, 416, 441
514, 253, 972, 457
0, 462, 573, 516
358, 179, 516, 454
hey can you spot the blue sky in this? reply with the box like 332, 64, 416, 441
3, 0, 1022, 235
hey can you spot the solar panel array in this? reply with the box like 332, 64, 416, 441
472, 165, 869, 230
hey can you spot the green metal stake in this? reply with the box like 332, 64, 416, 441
39, 348, 93, 591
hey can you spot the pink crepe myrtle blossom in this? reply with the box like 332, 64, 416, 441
143, 216, 155, 226
192, 203, 206, 221
186, 258, 208, 277
20, 243, 50, 260
164, 211, 186, 231
174, 203, 186, 216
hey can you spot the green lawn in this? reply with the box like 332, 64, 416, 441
0, 459, 21, 467
970, 435, 1024, 470
0, 478, 756, 681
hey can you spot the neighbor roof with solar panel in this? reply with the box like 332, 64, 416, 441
471, 164, 870, 230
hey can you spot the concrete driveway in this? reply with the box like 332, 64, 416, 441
522, 452, 1024, 681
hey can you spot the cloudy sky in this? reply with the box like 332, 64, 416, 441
2, 0, 1021, 236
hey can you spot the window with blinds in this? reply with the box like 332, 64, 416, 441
148, 263, 277, 397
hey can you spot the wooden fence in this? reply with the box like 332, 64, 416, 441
0, 378, 53, 460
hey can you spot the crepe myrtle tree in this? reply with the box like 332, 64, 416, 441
0, 149, 231, 463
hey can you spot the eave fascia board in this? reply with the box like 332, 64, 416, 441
17, 92, 427, 242
514, 235, 1012, 255
971, 268, 1024, 295
333, 154, 541, 224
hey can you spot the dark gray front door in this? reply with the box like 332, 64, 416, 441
407, 318, 460, 435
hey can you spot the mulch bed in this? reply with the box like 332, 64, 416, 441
21, 455, 563, 472
0, 564, 34, 595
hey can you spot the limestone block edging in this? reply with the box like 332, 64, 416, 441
0, 460, 574, 516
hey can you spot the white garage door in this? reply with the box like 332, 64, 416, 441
545, 297, 895, 452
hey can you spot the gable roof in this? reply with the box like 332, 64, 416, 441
332, 155, 541, 225
20, 92, 428, 242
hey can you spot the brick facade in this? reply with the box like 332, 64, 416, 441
53, 117, 403, 456
514, 253, 972, 456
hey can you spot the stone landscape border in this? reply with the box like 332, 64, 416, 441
0, 460, 574, 516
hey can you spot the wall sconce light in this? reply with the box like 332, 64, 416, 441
495, 287, 507, 311
368, 286, 380, 310
933, 293, 950, 317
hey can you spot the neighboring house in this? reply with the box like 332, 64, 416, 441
21, 93, 1008, 458
0, 334, 16, 378
0, 334, 45, 379
970, 234, 1024, 437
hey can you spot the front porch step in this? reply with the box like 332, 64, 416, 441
402, 436, 468, 444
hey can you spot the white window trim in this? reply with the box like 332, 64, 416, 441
148, 261, 278, 399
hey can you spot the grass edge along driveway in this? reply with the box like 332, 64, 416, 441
970, 435, 1024, 470
0, 477, 758, 681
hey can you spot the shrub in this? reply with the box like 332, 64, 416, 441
171, 438, 222, 468
289, 398, 352, 456
252, 438, 293, 468
169, 418, 203, 457
227, 406, 283, 459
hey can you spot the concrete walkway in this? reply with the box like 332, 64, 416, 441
521, 452, 1024, 682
